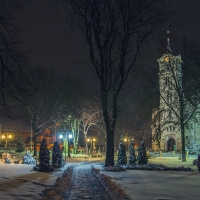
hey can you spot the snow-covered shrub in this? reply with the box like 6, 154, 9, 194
38, 138, 54, 172
23, 150, 36, 164
186, 134, 200, 155
52, 141, 64, 168
137, 140, 148, 165
15, 136, 26, 154
117, 135, 127, 165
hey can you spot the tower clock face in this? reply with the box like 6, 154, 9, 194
165, 56, 169, 62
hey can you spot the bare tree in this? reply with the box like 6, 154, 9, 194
65, 0, 172, 166
81, 101, 102, 152
52, 79, 92, 154
0, 1, 31, 116
23, 67, 66, 156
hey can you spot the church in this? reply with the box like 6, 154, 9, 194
151, 36, 200, 152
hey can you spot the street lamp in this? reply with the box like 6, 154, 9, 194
124, 137, 132, 151
1, 133, 12, 159
68, 133, 72, 158
59, 132, 73, 161
59, 134, 66, 162
87, 138, 92, 153
124, 137, 128, 151
87, 137, 96, 156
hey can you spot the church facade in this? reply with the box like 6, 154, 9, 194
151, 52, 200, 152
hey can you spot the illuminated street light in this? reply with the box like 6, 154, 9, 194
59, 135, 63, 139
124, 137, 132, 151
87, 137, 96, 157
87, 138, 92, 153
59, 132, 73, 161
68, 133, 72, 158
1, 133, 12, 159
59, 134, 66, 162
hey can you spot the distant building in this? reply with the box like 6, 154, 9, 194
0, 118, 55, 150
0, 118, 31, 144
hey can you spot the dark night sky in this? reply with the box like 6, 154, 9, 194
15, 0, 200, 82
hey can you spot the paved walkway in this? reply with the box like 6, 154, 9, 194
65, 165, 107, 200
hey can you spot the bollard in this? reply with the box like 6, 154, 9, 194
186, 151, 189, 158
159, 150, 162, 157
172, 151, 175, 157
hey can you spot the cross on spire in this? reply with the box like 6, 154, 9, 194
166, 30, 173, 54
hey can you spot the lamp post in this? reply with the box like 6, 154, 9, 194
87, 137, 96, 156
68, 133, 72, 158
92, 138, 96, 154
87, 138, 92, 153
60, 132, 73, 162
1, 133, 12, 159
124, 137, 132, 152
59, 134, 66, 163
124, 137, 128, 151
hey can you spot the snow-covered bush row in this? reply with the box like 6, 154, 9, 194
125, 163, 193, 172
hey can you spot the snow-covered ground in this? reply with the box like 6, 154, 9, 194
0, 155, 199, 200
95, 156, 200, 200
0, 158, 82, 200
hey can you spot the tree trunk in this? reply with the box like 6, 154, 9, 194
102, 91, 118, 167
85, 135, 88, 152
180, 93, 186, 162
181, 123, 186, 162
105, 129, 114, 167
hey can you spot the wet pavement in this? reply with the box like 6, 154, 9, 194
65, 164, 107, 200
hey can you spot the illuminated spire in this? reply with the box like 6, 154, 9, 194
166, 30, 173, 53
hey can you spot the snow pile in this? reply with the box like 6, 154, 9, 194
92, 168, 129, 200
104, 165, 126, 172
125, 163, 193, 172
41, 165, 74, 200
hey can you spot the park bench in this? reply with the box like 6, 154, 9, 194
72, 155, 89, 159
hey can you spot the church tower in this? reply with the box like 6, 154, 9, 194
156, 53, 182, 151
152, 32, 183, 151
152, 32, 200, 153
